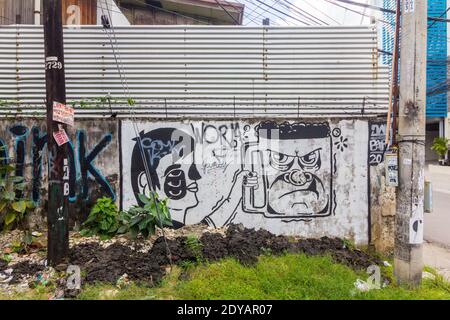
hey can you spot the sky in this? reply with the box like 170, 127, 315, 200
240, 0, 385, 26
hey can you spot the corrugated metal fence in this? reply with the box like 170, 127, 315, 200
0, 25, 389, 118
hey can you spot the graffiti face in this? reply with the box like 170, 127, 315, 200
253, 122, 332, 220
130, 128, 201, 226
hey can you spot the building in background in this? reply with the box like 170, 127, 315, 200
0, 0, 244, 26
116, 0, 244, 25
382, 0, 448, 161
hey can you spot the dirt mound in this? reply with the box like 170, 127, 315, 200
69, 242, 164, 285
8, 261, 45, 284
199, 225, 381, 270
2, 224, 382, 290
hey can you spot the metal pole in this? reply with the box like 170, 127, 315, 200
394, 0, 427, 286
43, 0, 70, 266
391, 0, 401, 146
385, 0, 401, 146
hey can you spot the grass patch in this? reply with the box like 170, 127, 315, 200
1, 254, 449, 300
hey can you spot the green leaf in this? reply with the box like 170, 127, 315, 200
99, 234, 111, 241
23, 232, 33, 245
79, 229, 92, 237
0, 201, 7, 212
4, 212, 16, 225
147, 223, 156, 236
137, 193, 151, 205
12, 201, 26, 213
25, 201, 35, 209
129, 215, 142, 227
3, 191, 15, 201
117, 225, 129, 234
10, 176, 24, 183
99, 220, 110, 231
130, 226, 138, 239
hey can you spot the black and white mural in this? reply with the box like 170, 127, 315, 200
121, 120, 369, 244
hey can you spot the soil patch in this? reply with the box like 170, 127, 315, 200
2, 224, 382, 290
68, 242, 164, 285
8, 261, 45, 284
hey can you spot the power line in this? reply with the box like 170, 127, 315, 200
214, 0, 241, 24
333, 0, 395, 14
428, 7, 450, 29
300, 0, 342, 25
242, 0, 297, 26
225, 0, 268, 24
99, 0, 174, 261
323, 0, 394, 26
252, 0, 311, 25
241, 0, 283, 25
280, 0, 328, 25
241, 0, 296, 26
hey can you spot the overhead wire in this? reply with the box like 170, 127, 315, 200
279, 0, 327, 25
300, 0, 342, 25
241, 0, 296, 26
214, 0, 240, 24
98, 0, 173, 261
252, 0, 311, 25
323, 0, 394, 26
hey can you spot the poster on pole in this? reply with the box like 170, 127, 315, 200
53, 101, 74, 127
53, 129, 70, 147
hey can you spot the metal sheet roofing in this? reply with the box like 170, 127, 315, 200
0, 24, 389, 118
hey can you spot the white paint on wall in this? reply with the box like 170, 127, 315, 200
121, 119, 370, 244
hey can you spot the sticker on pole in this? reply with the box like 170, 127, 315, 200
53, 102, 74, 126
53, 129, 70, 147
404, 0, 414, 13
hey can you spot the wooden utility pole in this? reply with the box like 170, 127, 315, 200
43, 0, 70, 266
394, 0, 427, 286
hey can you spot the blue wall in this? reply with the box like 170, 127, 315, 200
427, 0, 448, 118
382, 0, 448, 118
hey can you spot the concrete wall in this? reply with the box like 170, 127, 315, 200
0, 119, 119, 227
0, 117, 392, 246
121, 119, 371, 244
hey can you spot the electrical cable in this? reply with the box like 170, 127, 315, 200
99, 0, 173, 262
279, 0, 326, 25
241, 0, 295, 26
214, 0, 240, 24
242, 0, 284, 26
302, 0, 342, 25
323, 0, 394, 26
283, 0, 329, 25
428, 6, 450, 29
252, 0, 311, 25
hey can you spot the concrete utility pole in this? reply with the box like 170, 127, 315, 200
394, 0, 427, 286
43, 0, 70, 266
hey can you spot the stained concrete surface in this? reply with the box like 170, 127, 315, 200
424, 164, 450, 281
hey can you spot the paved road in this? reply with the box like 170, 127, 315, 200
423, 165, 450, 280
424, 165, 450, 247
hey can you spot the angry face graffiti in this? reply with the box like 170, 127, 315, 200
242, 121, 333, 221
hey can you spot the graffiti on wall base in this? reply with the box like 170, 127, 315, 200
0, 124, 115, 204
121, 120, 359, 235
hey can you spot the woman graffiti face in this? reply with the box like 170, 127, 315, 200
131, 128, 201, 227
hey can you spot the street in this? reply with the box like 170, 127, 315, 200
424, 164, 450, 281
